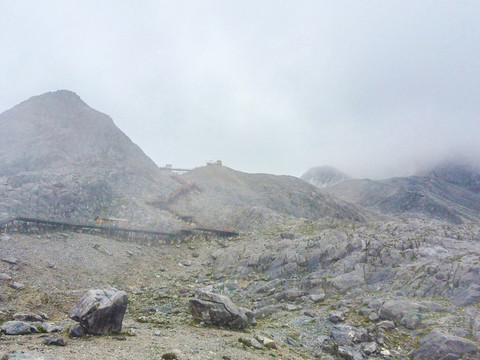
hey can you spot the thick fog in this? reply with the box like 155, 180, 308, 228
1, 1, 479, 179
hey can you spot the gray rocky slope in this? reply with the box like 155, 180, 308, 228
1, 217, 479, 359
305, 162, 480, 224
165, 165, 366, 231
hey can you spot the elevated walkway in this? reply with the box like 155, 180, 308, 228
0, 216, 238, 244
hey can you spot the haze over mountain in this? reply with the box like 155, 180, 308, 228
301, 166, 351, 188
304, 161, 480, 224
0, 90, 366, 231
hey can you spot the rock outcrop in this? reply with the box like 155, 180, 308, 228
68, 287, 127, 335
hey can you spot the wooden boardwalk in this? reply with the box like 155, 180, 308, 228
0, 216, 238, 244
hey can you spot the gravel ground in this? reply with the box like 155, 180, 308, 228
0, 231, 308, 360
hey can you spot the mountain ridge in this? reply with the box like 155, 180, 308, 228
320, 161, 480, 223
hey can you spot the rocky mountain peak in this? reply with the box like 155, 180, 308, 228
0, 90, 157, 176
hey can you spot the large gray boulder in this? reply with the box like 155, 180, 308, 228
68, 287, 127, 335
411, 329, 478, 360
189, 291, 254, 329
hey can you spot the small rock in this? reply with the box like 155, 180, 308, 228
310, 293, 325, 302
331, 325, 369, 346
126, 328, 137, 336
252, 305, 281, 319
38, 323, 63, 333
400, 312, 422, 329
1, 350, 64, 359
256, 335, 277, 349
13, 313, 44, 323
47, 263, 57, 269
337, 346, 364, 360
153, 330, 162, 336
37, 312, 49, 320
9, 282, 24, 290
1, 321, 38, 335
377, 320, 395, 331
362, 342, 378, 355
161, 349, 182, 359
161, 354, 177, 360
275, 289, 307, 302
368, 312, 379, 322
240, 337, 263, 349
0, 273, 12, 281
43, 337, 67, 346
328, 310, 345, 323
1, 257, 17, 265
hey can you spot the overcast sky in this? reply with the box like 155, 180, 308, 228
1, 1, 479, 179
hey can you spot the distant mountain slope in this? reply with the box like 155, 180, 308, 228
325, 162, 480, 223
164, 165, 366, 231
0, 90, 181, 229
301, 166, 351, 188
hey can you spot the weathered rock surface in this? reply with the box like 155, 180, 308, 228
189, 291, 253, 329
411, 329, 478, 360
68, 287, 127, 335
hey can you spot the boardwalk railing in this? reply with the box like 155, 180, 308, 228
0, 216, 238, 244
